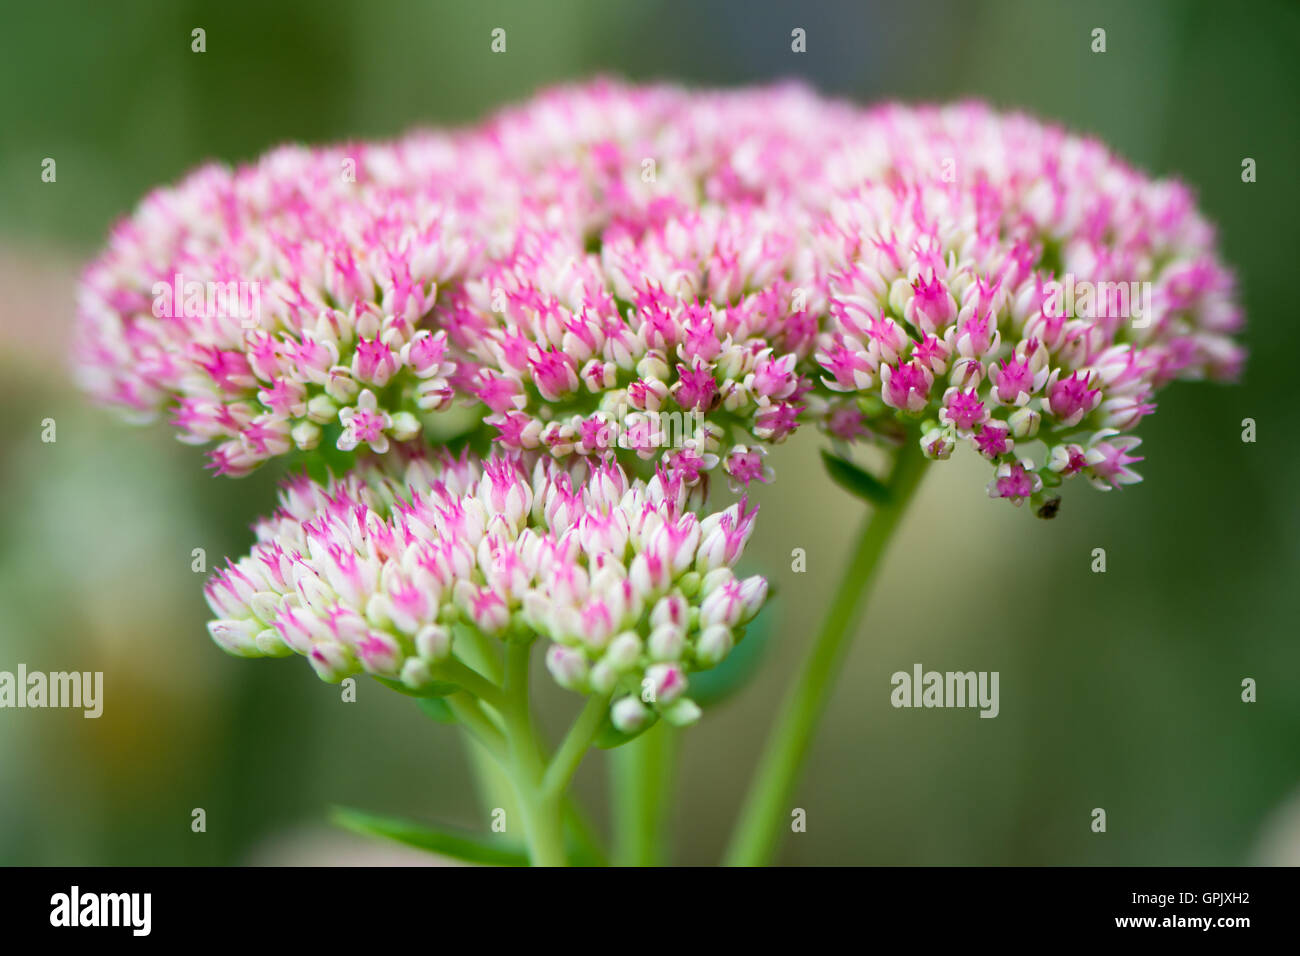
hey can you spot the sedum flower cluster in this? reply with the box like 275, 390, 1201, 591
75, 80, 1245, 716
205, 448, 765, 730
808, 103, 1242, 510
74, 82, 849, 482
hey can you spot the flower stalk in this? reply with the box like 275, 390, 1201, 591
611, 722, 679, 866
499, 643, 567, 866
724, 439, 928, 866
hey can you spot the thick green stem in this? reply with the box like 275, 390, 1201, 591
724, 440, 928, 866
456, 675, 607, 865
611, 721, 679, 866
511, 780, 564, 867
501, 642, 567, 866
464, 734, 520, 816
562, 801, 607, 866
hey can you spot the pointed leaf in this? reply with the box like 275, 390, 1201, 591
416, 697, 458, 724
373, 676, 461, 698
820, 449, 891, 505
331, 806, 527, 866
594, 712, 660, 750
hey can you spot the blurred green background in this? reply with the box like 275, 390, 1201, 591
1, 0, 1296, 865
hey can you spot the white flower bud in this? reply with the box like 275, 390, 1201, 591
400, 657, 433, 689
644, 662, 687, 705
415, 623, 452, 662
389, 411, 422, 442
737, 576, 767, 623
588, 660, 619, 695
415, 377, 453, 411
208, 619, 261, 657
325, 365, 361, 403
545, 644, 589, 691
291, 420, 322, 450
694, 624, 734, 667
610, 696, 652, 734
254, 628, 291, 657
603, 631, 642, 672
661, 697, 703, 727
1008, 405, 1041, 438
306, 394, 338, 424
648, 624, 685, 661
636, 350, 670, 382
699, 566, 735, 596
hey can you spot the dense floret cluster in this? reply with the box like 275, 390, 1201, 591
205, 448, 765, 729
76, 80, 1245, 713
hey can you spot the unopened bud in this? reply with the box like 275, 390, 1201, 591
610, 696, 652, 734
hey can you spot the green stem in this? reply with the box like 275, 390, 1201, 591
723, 439, 928, 866
611, 721, 679, 866
562, 800, 608, 866
463, 734, 519, 814
501, 642, 567, 866
543, 695, 609, 799
445, 693, 507, 760
460, 700, 607, 865
433, 658, 507, 709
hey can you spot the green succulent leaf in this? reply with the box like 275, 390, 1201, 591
373, 676, 462, 698
820, 449, 892, 505
594, 712, 660, 750
331, 806, 528, 866
416, 697, 458, 723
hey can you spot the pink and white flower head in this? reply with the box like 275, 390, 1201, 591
73, 135, 493, 475
77, 81, 1244, 511
204, 447, 767, 728
809, 102, 1245, 514
74, 80, 860, 486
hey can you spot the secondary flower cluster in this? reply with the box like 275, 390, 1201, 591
204, 447, 766, 730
